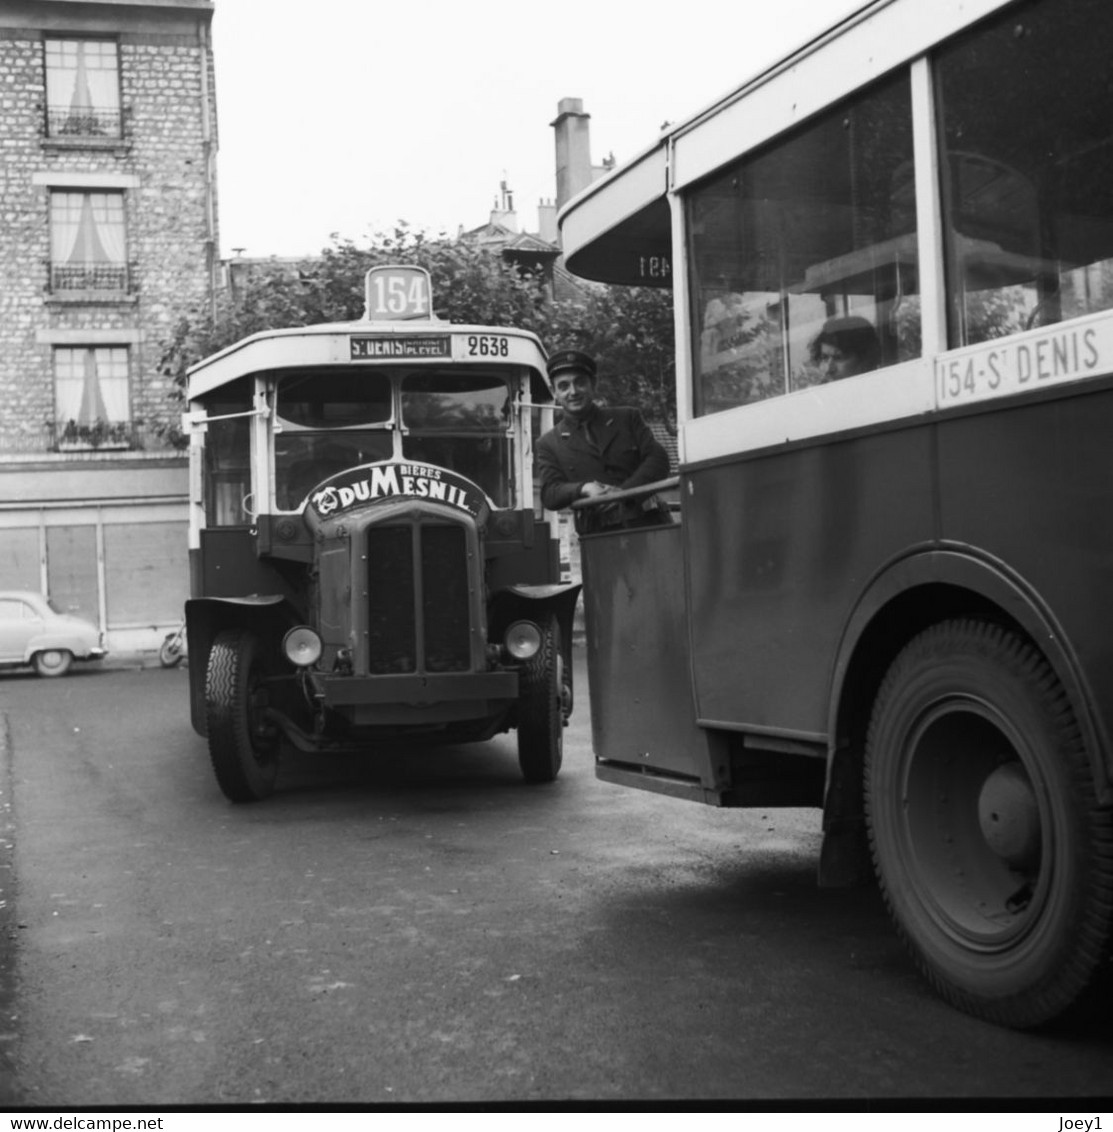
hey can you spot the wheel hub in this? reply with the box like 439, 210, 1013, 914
977, 762, 1041, 870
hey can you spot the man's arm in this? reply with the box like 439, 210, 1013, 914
537, 433, 586, 511
617, 410, 671, 490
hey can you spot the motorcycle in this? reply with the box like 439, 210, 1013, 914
159, 620, 187, 668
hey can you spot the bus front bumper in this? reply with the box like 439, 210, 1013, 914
310, 669, 519, 707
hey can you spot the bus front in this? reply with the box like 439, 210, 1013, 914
183, 266, 579, 803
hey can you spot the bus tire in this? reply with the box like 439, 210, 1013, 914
205, 628, 280, 803
517, 615, 563, 784
33, 648, 73, 677
864, 618, 1113, 1029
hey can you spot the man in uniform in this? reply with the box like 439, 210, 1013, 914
537, 349, 671, 533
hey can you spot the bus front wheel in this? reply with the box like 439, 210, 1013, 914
517, 615, 564, 784
205, 628, 280, 803
864, 619, 1113, 1029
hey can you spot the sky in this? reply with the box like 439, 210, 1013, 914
211, 0, 865, 260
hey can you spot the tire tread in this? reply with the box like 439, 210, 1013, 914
865, 618, 1113, 1028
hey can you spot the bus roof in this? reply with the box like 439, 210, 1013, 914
187, 318, 553, 402
558, 0, 1011, 285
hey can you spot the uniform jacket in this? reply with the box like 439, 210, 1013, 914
536, 405, 670, 523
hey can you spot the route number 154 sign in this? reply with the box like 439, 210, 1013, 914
365, 265, 433, 321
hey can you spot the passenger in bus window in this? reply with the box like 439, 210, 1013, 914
537, 349, 671, 534
810, 316, 881, 382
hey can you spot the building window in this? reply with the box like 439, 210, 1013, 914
44, 39, 122, 138
49, 191, 129, 293
53, 347, 132, 449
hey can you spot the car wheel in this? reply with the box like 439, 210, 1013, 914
517, 615, 563, 784
33, 648, 73, 677
865, 619, 1113, 1028
205, 629, 280, 802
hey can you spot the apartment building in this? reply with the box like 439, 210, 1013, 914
0, 0, 217, 652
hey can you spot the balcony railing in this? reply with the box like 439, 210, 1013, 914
0, 420, 188, 457
49, 261, 132, 294
46, 105, 123, 139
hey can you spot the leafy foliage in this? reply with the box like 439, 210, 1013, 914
158, 224, 676, 428
546, 284, 675, 425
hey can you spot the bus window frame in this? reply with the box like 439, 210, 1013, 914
663, 0, 1113, 464
671, 55, 947, 461
262, 364, 534, 516
188, 383, 263, 536
682, 64, 922, 419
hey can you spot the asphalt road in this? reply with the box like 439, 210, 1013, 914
0, 653, 1110, 1109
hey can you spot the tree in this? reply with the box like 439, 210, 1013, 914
546, 284, 676, 426
159, 224, 548, 390
159, 223, 677, 427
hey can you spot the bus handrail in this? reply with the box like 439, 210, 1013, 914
570, 476, 679, 510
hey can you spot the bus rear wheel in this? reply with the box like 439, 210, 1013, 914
865, 619, 1113, 1029
517, 615, 563, 784
205, 628, 280, 803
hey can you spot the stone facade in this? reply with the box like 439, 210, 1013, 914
0, 0, 216, 451
0, 0, 216, 653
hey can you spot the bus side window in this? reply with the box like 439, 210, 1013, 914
203, 415, 251, 526
688, 69, 919, 416
201, 390, 253, 527
935, 0, 1113, 347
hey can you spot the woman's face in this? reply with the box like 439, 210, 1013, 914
818, 342, 867, 381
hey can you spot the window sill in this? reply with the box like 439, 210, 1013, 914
45, 292, 137, 306
55, 440, 131, 453
41, 136, 131, 155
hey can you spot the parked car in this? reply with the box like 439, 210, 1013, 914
0, 591, 107, 677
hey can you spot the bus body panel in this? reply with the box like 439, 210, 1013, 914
935, 385, 1113, 789
684, 424, 935, 737
581, 522, 724, 785
679, 382, 1113, 794
556, 0, 1113, 1030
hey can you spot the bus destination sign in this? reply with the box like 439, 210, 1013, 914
935, 318, 1108, 408
350, 335, 451, 360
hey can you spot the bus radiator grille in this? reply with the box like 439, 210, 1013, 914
420, 524, 471, 672
366, 525, 417, 673
365, 522, 471, 674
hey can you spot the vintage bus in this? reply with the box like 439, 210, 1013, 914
183, 265, 579, 804
558, 0, 1113, 1027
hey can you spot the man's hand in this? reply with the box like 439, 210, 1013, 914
580, 481, 614, 499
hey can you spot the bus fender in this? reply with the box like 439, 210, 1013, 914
489, 583, 582, 641
185, 594, 297, 737
824, 547, 1111, 851
488, 583, 582, 710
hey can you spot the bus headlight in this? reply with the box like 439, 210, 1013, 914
505, 620, 541, 660
283, 626, 323, 668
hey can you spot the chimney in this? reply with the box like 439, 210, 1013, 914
537, 199, 557, 244
551, 97, 593, 211
489, 178, 518, 232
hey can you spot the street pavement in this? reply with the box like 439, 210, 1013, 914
0, 652, 1110, 1108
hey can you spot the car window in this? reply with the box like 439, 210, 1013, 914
0, 599, 33, 621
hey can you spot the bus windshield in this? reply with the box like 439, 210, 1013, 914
273, 370, 394, 511
270, 368, 516, 511
400, 372, 514, 507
